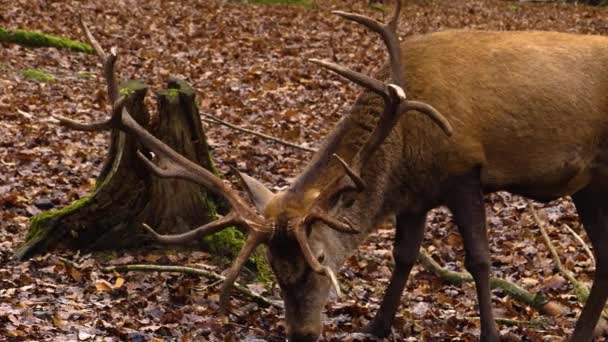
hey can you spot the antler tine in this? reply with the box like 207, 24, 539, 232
141, 214, 238, 244
53, 18, 123, 133
357, 90, 404, 167
309, 58, 390, 100
387, 0, 402, 31
144, 218, 268, 313
402, 100, 453, 136
52, 95, 126, 132
333, 0, 404, 87
332, 154, 365, 191
79, 16, 107, 59
308, 210, 358, 234
79, 16, 119, 104
117, 97, 268, 314
52, 117, 112, 132
219, 232, 268, 312
293, 225, 342, 297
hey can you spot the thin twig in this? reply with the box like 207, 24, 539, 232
526, 200, 608, 320
17, 109, 33, 120
196, 279, 223, 292
528, 201, 567, 276
102, 264, 283, 309
56, 256, 79, 268
561, 223, 595, 264
201, 113, 317, 153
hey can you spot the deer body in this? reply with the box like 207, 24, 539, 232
402, 30, 607, 200
271, 30, 608, 341
299, 30, 608, 206
63, 6, 608, 341
357, 30, 606, 204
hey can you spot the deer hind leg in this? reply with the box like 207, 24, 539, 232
446, 173, 500, 342
364, 211, 427, 337
570, 186, 608, 342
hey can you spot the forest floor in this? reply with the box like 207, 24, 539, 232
1, 0, 608, 341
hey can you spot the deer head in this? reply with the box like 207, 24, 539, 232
55, 2, 452, 340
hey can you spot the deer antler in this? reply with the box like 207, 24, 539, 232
333, 154, 365, 191
57, 8, 434, 305
311, 0, 454, 185
53, 18, 275, 311
79, 16, 119, 104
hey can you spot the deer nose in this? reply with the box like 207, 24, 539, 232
288, 331, 318, 342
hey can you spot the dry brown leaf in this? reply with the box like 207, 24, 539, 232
71, 268, 82, 282
94, 279, 114, 292
114, 277, 125, 289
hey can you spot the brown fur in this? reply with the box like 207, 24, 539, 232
258, 30, 608, 341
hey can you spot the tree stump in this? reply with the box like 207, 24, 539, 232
15, 79, 220, 259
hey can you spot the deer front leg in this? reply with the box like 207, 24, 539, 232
364, 211, 427, 337
446, 174, 500, 342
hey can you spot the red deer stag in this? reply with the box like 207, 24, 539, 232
55, 1, 608, 341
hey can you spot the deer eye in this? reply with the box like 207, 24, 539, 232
339, 190, 357, 208
316, 250, 325, 263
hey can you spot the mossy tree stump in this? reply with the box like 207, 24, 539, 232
15, 79, 222, 259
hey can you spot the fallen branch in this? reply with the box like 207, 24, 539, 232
465, 316, 549, 328
418, 248, 564, 317
102, 264, 282, 309
527, 201, 590, 302
527, 200, 608, 331
201, 113, 317, 153
495, 317, 548, 328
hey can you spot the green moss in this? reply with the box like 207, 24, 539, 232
199, 189, 218, 223
158, 88, 180, 101
204, 227, 244, 255
240, 0, 316, 8
119, 87, 135, 96
0, 28, 93, 54
251, 245, 274, 284
27, 196, 92, 240
204, 227, 273, 285
76, 71, 94, 80
119, 80, 147, 97
574, 283, 590, 303
14, 194, 93, 259
369, 3, 387, 12
20, 68, 56, 83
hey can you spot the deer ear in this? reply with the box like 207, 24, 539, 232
234, 171, 275, 212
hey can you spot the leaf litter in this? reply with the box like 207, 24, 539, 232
0, 0, 607, 340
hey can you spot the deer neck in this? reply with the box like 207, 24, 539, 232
289, 92, 384, 196
318, 111, 452, 268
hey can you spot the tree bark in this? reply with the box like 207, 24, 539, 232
15, 79, 220, 259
